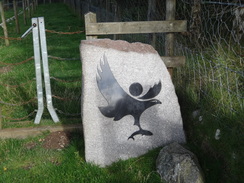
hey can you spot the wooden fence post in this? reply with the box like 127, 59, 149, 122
33, 0, 37, 11
0, 105, 2, 130
85, 12, 98, 40
31, 0, 34, 16
106, 0, 109, 21
76, 0, 81, 19
165, 0, 176, 77
27, 0, 31, 18
5, 0, 10, 10
13, 0, 20, 34
0, 1, 10, 46
22, 0, 27, 25
147, 0, 157, 48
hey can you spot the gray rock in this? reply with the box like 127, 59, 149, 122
156, 142, 204, 183
80, 39, 185, 167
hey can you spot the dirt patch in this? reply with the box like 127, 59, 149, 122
42, 131, 71, 150
0, 66, 12, 74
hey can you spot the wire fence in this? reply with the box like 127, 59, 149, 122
174, 0, 243, 116
0, 9, 82, 128
1, 0, 243, 127
0, 52, 82, 127
67, 0, 243, 117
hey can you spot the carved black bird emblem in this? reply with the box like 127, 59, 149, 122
96, 55, 162, 140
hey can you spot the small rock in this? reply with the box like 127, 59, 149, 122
156, 142, 204, 183
192, 110, 200, 119
215, 129, 221, 140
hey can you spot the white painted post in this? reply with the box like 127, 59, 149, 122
32, 18, 44, 124
24, 17, 60, 124
38, 17, 59, 123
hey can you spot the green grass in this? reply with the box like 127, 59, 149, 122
0, 3, 84, 128
1, 2, 243, 182
0, 131, 162, 183
176, 87, 244, 182
174, 40, 244, 182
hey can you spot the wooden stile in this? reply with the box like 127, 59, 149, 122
84, 5, 187, 70
86, 20, 187, 35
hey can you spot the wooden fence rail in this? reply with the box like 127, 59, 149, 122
85, 11, 187, 69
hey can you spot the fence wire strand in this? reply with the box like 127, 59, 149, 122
0, 98, 36, 106
0, 79, 35, 88
76, 0, 243, 115
51, 76, 80, 83
45, 29, 84, 34
0, 57, 34, 66
2, 110, 36, 121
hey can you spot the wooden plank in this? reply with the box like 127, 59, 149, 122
165, 0, 176, 76
13, 0, 20, 34
161, 56, 185, 68
86, 20, 187, 35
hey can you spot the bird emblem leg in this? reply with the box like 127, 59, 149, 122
128, 116, 153, 140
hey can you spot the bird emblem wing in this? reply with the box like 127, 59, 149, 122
96, 54, 129, 119
139, 81, 161, 100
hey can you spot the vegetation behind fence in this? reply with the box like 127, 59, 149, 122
64, 0, 243, 116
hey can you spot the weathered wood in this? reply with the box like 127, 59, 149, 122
0, 1, 10, 46
85, 12, 98, 40
33, 0, 37, 11
0, 106, 2, 130
31, 0, 34, 15
147, 0, 157, 47
161, 56, 185, 67
190, 0, 202, 42
13, 0, 20, 34
27, 0, 30, 18
165, 0, 176, 76
106, 0, 109, 21
76, 0, 81, 19
22, 0, 27, 25
113, 1, 119, 40
86, 20, 187, 35
84, 10, 186, 68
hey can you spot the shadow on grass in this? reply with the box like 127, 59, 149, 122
177, 89, 244, 183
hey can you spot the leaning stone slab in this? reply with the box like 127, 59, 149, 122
156, 142, 204, 183
80, 39, 185, 167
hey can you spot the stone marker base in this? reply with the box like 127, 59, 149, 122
80, 39, 185, 167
